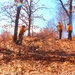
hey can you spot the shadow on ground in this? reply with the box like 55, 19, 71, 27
0, 46, 75, 64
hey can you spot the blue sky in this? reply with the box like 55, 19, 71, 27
0, 0, 56, 32
0, 0, 75, 35
0, 0, 11, 3
33, 0, 57, 28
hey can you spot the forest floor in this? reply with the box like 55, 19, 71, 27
0, 36, 75, 75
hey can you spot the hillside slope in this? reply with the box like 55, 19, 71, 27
0, 36, 75, 75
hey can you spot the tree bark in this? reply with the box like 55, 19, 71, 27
13, 0, 23, 42
28, 0, 32, 36
69, 0, 72, 25
13, 7, 21, 42
59, 0, 73, 25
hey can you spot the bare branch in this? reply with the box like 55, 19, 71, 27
59, 0, 69, 16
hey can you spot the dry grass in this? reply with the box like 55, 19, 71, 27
0, 35, 75, 75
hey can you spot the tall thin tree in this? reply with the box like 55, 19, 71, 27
59, 0, 73, 25
13, 0, 23, 42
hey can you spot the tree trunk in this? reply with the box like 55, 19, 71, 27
28, 19, 31, 36
13, 0, 23, 43
69, 0, 72, 25
28, 0, 32, 36
59, 0, 73, 25
13, 7, 21, 42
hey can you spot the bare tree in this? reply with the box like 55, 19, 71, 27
0, 1, 15, 24
0, 0, 48, 43
13, 0, 23, 42
58, 0, 73, 25
21, 0, 48, 36
46, 18, 57, 32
